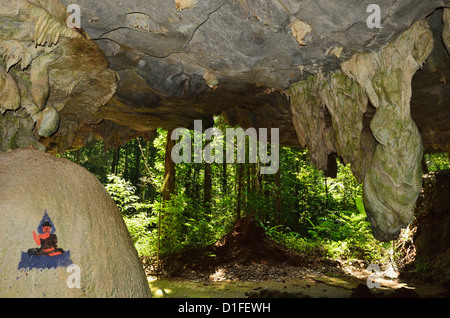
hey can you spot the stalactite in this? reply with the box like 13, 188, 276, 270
0, 0, 116, 152
340, 20, 434, 241
288, 19, 434, 241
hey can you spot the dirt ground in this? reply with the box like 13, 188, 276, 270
145, 215, 449, 298
147, 261, 449, 298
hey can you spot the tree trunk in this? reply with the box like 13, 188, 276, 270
76, 149, 81, 165
236, 164, 243, 220
294, 188, 299, 232
162, 130, 176, 202
141, 140, 150, 200
134, 139, 141, 188
259, 168, 265, 222
111, 146, 120, 174
204, 161, 212, 212
274, 168, 281, 226
124, 144, 130, 180
245, 163, 251, 213
222, 160, 227, 195
204, 137, 212, 212
147, 139, 157, 201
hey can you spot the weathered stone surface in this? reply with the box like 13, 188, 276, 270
341, 20, 434, 241
54, 0, 450, 155
0, 148, 151, 297
443, 8, 450, 53
0, 0, 117, 152
413, 171, 450, 286
1, 0, 449, 242
285, 18, 437, 241
320, 72, 375, 183
0, 0, 448, 153
287, 71, 375, 183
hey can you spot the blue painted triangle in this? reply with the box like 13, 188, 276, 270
37, 210, 56, 234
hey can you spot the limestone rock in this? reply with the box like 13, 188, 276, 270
1, 0, 449, 242
413, 171, 450, 285
287, 75, 332, 172
0, 148, 151, 297
43, 0, 449, 158
286, 70, 375, 183
320, 72, 375, 183
341, 20, 434, 241
0, 64, 21, 112
290, 19, 313, 46
443, 8, 450, 53
287, 19, 436, 241
55, 0, 446, 139
0, 0, 117, 152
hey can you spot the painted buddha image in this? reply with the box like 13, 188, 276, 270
18, 211, 72, 270
27, 221, 64, 256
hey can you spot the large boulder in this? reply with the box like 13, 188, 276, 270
0, 148, 151, 297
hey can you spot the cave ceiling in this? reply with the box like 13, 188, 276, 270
1, 0, 448, 151
56, 0, 449, 153
1, 0, 449, 241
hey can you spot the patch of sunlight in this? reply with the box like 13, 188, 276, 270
148, 276, 173, 298
148, 276, 158, 283
382, 262, 399, 279
153, 288, 173, 298
209, 267, 228, 282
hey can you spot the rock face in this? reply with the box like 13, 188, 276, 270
0, 0, 117, 153
0, 148, 151, 297
1, 1, 450, 241
286, 19, 435, 240
413, 171, 450, 286
47, 0, 447, 151
341, 21, 433, 241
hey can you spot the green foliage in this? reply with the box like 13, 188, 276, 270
105, 174, 141, 215
123, 211, 157, 257
306, 208, 389, 261
265, 158, 390, 265
262, 223, 323, 257
58, 140, 112, 183
267, 207, 390, 263
62, 116, 394, 267
425, 153, 450, 171
155, 192, 193, 254
104, 174, 155, 257
152, 191, 232, 255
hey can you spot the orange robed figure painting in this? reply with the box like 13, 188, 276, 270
18, 211, 72, 270
28, 221, 64, 256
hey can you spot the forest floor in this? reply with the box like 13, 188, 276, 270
145, 215, 449, 298
146, 259, 448, 298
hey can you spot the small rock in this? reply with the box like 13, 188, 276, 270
388, 287, 420, 298
350, 284, 373, 298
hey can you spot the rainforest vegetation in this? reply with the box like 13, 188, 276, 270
59, 117, 450, 271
